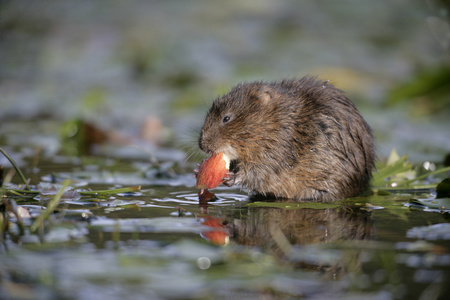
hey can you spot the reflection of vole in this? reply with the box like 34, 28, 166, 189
233, 206, 373, 249
198, 76, 375, 201
231, 206, 373, 279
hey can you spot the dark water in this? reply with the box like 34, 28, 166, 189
1, 141, 450, 300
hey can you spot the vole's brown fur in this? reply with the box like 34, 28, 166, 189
198, 76, 375, 201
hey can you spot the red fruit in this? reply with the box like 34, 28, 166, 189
196, 152, 230, 190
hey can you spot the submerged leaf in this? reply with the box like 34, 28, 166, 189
37, 183, 82, 201
30, 179, 71, 232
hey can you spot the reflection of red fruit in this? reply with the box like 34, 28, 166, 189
196, 152, 230, 189
201, 217, 225, 228
201, 216, 229, 245
201, 230, 229, 246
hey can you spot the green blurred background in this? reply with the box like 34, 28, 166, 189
1, 0, 449, 161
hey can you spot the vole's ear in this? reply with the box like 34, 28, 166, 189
253, 85, 274, 105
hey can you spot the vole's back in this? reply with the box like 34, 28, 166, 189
199, 76, 375, 201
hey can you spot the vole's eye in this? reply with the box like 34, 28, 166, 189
222, 115, 231, 124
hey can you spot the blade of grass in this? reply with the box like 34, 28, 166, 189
372, 167, 450, 191
371, 155, 411, 187
3, 185, 141, 197
3, 189, 40, 196
0, 147, 30, 190
30, 179, 70, 233
79, 185, 141, 196
395, 166, 450, 187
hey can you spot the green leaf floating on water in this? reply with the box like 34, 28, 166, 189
409, 197, 450, 211
246, 201, 340, 210
406, 179, 450, 212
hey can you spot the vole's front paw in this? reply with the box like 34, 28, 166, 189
193, 163, 201, 179
223, 172, 238, 187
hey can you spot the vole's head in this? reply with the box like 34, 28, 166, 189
198, 82, 285, 162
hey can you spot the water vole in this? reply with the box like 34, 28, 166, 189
198, 76, 375, 201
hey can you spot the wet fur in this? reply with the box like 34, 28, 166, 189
199, 76, 375, 201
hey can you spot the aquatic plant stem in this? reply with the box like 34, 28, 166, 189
0, 147, 30, 190
1, 198, 25, 236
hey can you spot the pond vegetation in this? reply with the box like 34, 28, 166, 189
1, 127, 450, 299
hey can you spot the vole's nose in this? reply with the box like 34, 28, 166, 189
198, 131, 210, 153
